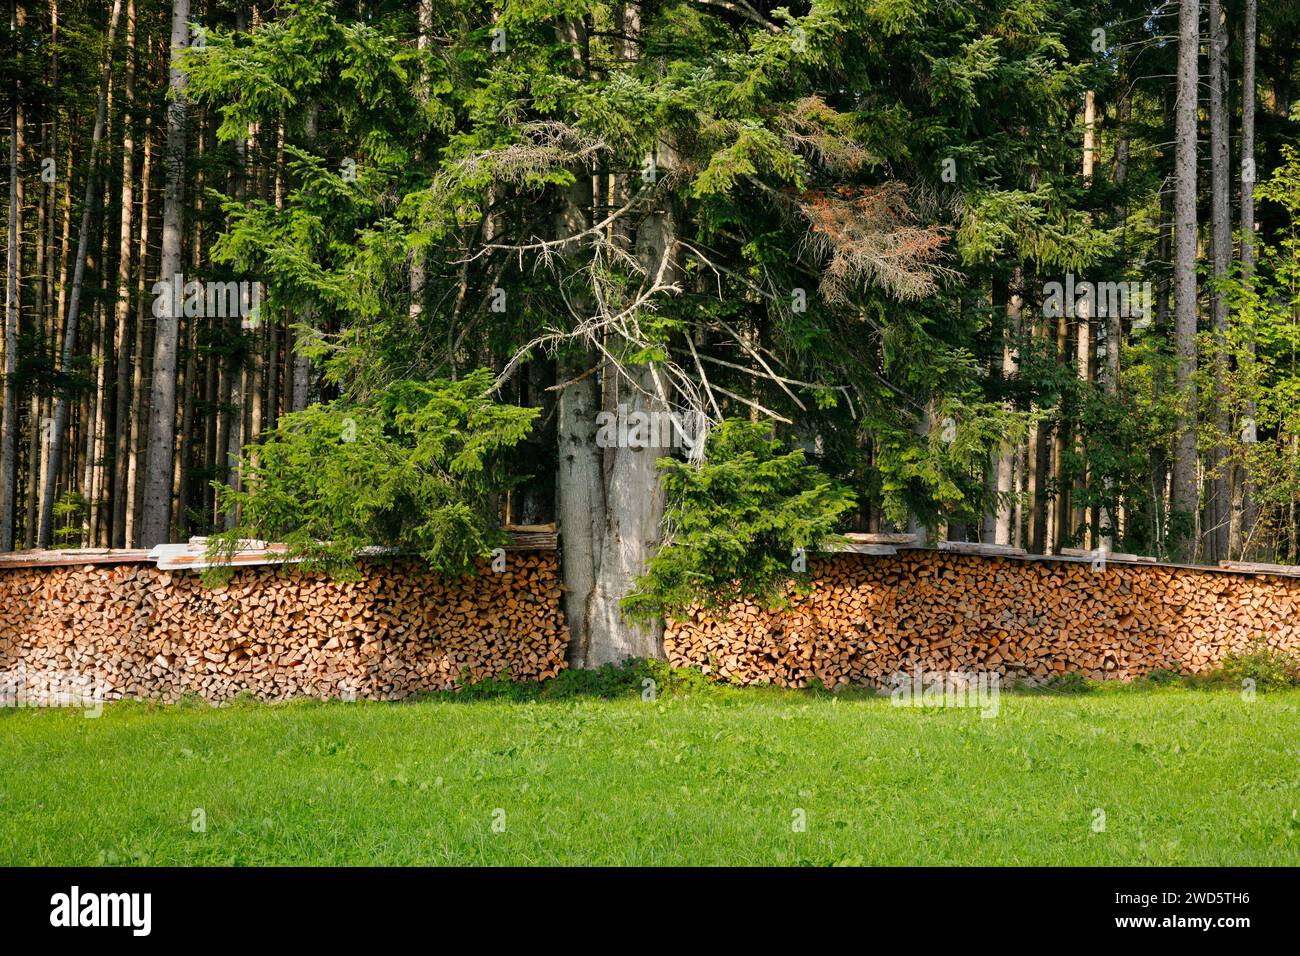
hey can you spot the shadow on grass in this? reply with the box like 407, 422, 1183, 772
6, 649, 1295, 719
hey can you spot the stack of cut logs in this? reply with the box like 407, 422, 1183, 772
0, 552, 567, 703
665, 552, 1300, 687
6, 547, 1300, 700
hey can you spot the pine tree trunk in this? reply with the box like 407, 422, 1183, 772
267, 117, 284, 432
221, 81, 253, 531
994, 270, 1021, 546
109, 0, 138, 547
176, 105, 205, 536
407, 0, 431, 328
1050, 304, 1070, 552
88, 202, 112, 545
1027, 418, 1047, 553
1207, 0, 1231, 563
175, 312, 195, 535
88, 93, 115, 547
1149, 146, 1173, 552
1170, 0, 1201, 560
222, 341, 245, 530
1074, 90, 1097, 550
1, 11, 20, 551
126, 109, 154, 546
88, 292, 108, 544
24, 126, 43, 548
1235, 0, 1258, 559
37, 0, 123, 547
28, 3, 58, 548
139, 0, 190, 546
1102, 88, 1130, 546
289, 101, 316, 413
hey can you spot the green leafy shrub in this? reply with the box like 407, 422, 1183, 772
622, 419, 856, 621
1217, 639, 1300, 690
206, 370, 538, 581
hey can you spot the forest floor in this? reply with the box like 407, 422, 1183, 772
2, 681, 1297, 865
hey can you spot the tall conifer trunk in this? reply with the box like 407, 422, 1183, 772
554, 9, 669, 665
140, 0, 190, 546
1207, 0, 1231, 562
37, 0, 123, 546
1, 0, 20, 551
1234, 0, 1258, 559
110, 0, 138, 546
1170, 0, 1201, 559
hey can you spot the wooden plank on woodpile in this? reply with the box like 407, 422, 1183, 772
843, 532, 922, 546
0, 549, 154, 569
1061, 547, 1159, 564
501, 531, 558, 550
937, 541, 1028, 557
154, 529, 557, 570
1218, 560, 1300, 578
834, 543, 900, 556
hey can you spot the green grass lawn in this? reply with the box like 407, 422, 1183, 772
2, 683, 1298, 865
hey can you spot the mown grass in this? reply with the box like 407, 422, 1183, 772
1, 678, 1297, 865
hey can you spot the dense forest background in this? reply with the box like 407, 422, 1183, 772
3, 1, 1299, 660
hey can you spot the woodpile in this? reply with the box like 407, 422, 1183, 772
665, 551, 1300, 688
6, 546, 1300, 700
0, 551, 568, 703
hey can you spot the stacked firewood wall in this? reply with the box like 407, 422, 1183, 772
0, 552, 567, 702
665, 553, 1300, 687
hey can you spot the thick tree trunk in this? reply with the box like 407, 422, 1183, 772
37, 0, 123, 546
1170, 0, 1201, 560
139, 0, 190, 547
556, 343, 605, 666
585, 150, 677, 654
586, 357, 670, 663
552, 112, 606, 665
555, 10, 667, 665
